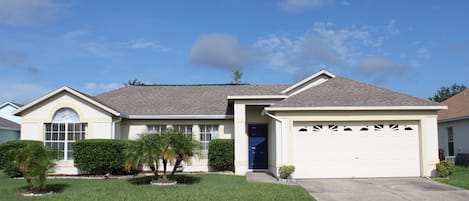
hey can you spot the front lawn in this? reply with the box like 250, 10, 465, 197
435, 166, 469, 189
0, 172, 314, 201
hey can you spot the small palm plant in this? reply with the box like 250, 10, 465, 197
169, 131, 201, 177
125, 134, 163, 181
10, 142, 56, 194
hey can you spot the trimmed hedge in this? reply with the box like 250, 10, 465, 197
73, 139, 131, 175
0, 140, 43, 177
208, 139, 234, 171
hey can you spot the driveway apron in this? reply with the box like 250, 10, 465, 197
296, 178, 469, 201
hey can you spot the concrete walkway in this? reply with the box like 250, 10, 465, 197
296, 178, 469, 201
246, 172, 297, 185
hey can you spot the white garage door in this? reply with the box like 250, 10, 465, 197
293, 121, 420, 178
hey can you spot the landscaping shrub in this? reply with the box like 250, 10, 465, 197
73, 139, 131, 175
0, 140, 42, 177
208, 139, 234, 171
279, 165, 295, 179
436, 160, 456, 177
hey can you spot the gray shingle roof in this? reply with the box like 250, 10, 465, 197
95, 84, 289, 116
272, 76, 442, 107
0, 117, 20, 131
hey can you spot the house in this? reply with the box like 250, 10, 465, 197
0, 102, 21, 143
437, 89, 469, 158
12, 70, 446, 178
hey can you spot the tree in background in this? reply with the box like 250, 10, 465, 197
429, 83, 467, 102
229, 69, 243, 84
125, 79, 146, 86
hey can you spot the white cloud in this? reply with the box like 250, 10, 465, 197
416, 47, 430, 59
386, 19, 400, 35
85, 42, 121, 57
128, 39, 169, 52
0, 0, 61, 26
63, 29, 88, 40
0, 49, 39, 74
357, 56, 410, 83
82, 82, 122, 95
279, 0, 333, 11
342, 1, 351, 6
189, 34, 261, 70
0, 83, 50, 104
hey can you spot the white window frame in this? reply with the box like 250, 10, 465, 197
147, 124, 167, 134
44, 122, 87, 160
200, 125, 218, 158
172, 124, 193, 136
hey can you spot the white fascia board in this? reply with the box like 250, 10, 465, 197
13, 86, 121, 117
438, 115, 469, 123
0, 102, 20, 109
126, 115, 234, 120
281, 70, 336, 94
227, 95, 288, 100
265, 105, 448, 111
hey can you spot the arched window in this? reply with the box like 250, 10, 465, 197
44, 108, 87, 160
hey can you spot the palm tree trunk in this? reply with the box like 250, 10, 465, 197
171, 158, 182, 177
162, 159, 168, 180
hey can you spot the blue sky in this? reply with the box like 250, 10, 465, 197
1, 0, 469, 104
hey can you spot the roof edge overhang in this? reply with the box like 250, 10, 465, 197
13, 86, 121, 117
0, 126, 20, 131
125, 114, 234, 120
227, 95, 288, 100
438, 115, 469, 123
265, 105, 448, 111
281, 69, 336, 94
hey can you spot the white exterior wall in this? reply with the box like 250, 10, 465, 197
19, 92, 114, 175
0, 104, 20, 123
272, 110, 440, 177
121, 119, 234, 172
438, 119, 469, 156
234, 103, 247, 175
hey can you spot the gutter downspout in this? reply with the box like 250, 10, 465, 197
111, 117, 122, 139
261, 109, 284, 166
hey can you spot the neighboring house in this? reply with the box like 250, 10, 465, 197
12, 70, 446, 178
437, 89, 469, 158
0, 102, 22, 143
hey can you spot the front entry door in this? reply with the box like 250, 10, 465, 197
248, 124, 268, 169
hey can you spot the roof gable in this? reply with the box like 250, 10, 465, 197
438, 88, 469, 121
0, 102, 21, 110
13, 86, 120, 116
281, 70, 335, 96
269, 76, 445, 110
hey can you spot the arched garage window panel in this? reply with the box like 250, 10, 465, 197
45, 108, 87, 160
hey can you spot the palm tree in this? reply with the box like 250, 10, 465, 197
169, 131, 200, 177
10, 142, 56, 193
157, 132, 176, 182
229, 69, 243, 84
124, 134, 162, 181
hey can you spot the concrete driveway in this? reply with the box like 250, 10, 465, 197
296, 178, 469, 201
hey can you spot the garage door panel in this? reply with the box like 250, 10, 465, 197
293, 121, 420, 178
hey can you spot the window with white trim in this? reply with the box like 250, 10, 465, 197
200, 125, 218, 158
147, 125, 167, 134
44, 108, 86, 160
173, 125, 193, 136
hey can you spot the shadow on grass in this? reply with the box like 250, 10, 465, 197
18, 183, 70, 193
127, 175, 201, 185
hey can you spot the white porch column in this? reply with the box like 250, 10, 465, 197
234, 103, 247, 175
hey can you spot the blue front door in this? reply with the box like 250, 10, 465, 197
248, 124, 268, 169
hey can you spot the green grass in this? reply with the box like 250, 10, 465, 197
435, 166, 469, 189
0, 172, 314, 201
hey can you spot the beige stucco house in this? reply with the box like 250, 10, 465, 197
13, 70, 446, 178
